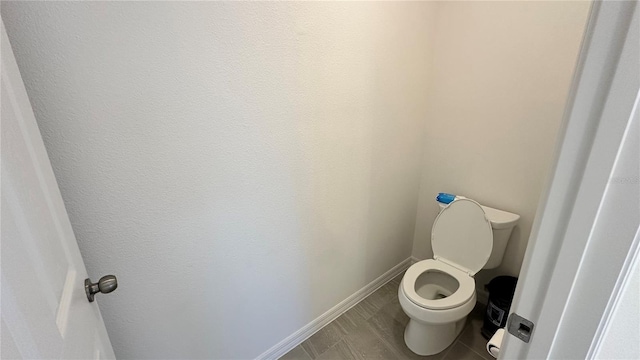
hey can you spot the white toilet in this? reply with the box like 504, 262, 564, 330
398, 197, 519, 356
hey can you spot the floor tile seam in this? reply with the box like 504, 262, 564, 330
293, 272, 407, 360
457, 340, 491, 360
301, 276, 403, 358
300, 343, 318, 360
318, 331, 346, 359
299, 344, 312, 360
300, 325, 341, 358
306, 306, 371, 358
362, 312, 407, 360
456, 328, 493, 360
346, 338, 367, 360
311, 313, 371, 359
316, 339, 350, 360
340, 327, 385, 360
303, 337, 337, 360
439, 340, 456, 360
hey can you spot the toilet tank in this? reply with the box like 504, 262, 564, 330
437, 199, 519, 269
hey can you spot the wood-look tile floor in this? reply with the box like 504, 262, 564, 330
280, 272, 494, 360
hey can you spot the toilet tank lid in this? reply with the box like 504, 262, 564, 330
481, 206, 520, 230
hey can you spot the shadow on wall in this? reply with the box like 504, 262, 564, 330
1, 0, 590, 358
411, 0, 591, 294
1, 1, 435, 359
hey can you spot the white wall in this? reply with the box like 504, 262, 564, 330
411, 1, 590, 290
1, 2, 437, 359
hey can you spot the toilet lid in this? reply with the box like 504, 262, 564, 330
432, 198, 493, 275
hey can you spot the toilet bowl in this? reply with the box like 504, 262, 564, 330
399, 198, 494, 356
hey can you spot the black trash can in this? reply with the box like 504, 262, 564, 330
481, 276, 518, 339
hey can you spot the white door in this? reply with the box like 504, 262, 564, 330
1, 21, 116, 359
501, 1, 639, 358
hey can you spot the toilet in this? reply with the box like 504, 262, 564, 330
398, 197, 519, 356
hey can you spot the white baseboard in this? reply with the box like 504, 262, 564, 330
255, 257, 413, 360
410, 256, 421, 264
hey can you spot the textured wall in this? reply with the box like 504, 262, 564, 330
1, 2, 436, 359
411, 1, 590, 289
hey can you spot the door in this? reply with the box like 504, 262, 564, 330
1, 21, 116, 359
501, 1, 639, 358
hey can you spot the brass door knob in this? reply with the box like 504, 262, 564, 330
85, 275, 117, 302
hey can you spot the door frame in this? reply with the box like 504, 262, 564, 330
500, 1, 639, 358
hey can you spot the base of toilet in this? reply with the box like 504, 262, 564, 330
404, 317, 467, 356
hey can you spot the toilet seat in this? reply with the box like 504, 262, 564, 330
402, 259, 475, 310
402, 198, 493, 311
